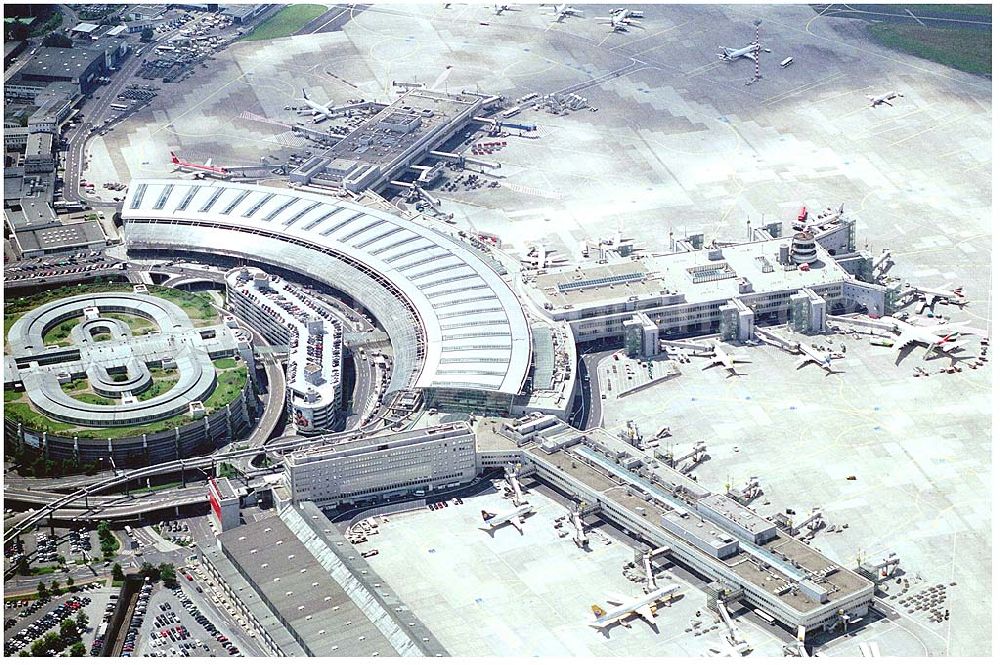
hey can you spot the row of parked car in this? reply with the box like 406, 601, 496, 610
173, 587, 241, 656
121, 578, 155, 656
4, 595, 92, 656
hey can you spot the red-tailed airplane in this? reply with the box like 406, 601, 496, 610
170, 152, 230, 178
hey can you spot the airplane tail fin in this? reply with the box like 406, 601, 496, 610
591, 604, 607, 619
302, 88, 309, 100
170, 152, 179, 164
481, 510, 496, 522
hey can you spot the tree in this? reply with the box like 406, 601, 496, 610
37, 581, 49, 600
76, 609, 89, 631
70, 641, 86, 657
17, 557, 30, 576
7, 22, 30, 41
158, 562, 176, 587
50, 579, 61, 594
140, 27, 154, 42
18, 651, 29, 658
67, 575, 74, 589
30, 631, 60, 657
42, 31, 72, 48
112, 563, 124, 581
60, 617, 78, 641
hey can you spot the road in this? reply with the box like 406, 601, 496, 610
62, 25, 187, 203
574, 349, 616, 430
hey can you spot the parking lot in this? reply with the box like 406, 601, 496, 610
132, 585, 240, 657
3, 583, 107, 657
3, 251, 124, 285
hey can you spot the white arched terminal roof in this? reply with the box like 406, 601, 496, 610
122, 179, 531, 395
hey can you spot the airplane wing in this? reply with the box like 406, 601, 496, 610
606, 592, 633, 607
884, 100, 893, 107
796, 359, 811, 370
732, 355, 752, 363
891, 331, 913, 350
636, 604, 656, 623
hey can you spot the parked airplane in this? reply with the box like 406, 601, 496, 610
298, 88, 336, 120
700, 343, 752, 376
869, 91, 903, 108
170, 152, 229, 178
718, 42, 761, 62
597, 12, 641, 32
609, 8, 643, 18
480, 505, 534, 534
889, 318, 985, 363
907, 283, 967, 313
589, 585, 681, 631
522, 244, 568, 270
546, 3, 582, 22
494, 4, 512, 14
795, 343, 842, 374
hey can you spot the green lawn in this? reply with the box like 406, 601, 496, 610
148, 286, 221, 325
106, 313, 157, 336
905, 4, 992, 17
5, 389, 23, 402
204, 364, 248, 411
42, 318, 82, 347
241, 4, 326, 41
867, 23, 991, 75
135, 376, 179, 402
72, 393, 116, 406
213, 357, 237, 369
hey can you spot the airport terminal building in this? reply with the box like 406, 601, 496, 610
122, 179, 534, 414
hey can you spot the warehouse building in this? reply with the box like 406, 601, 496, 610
17, 45, 107, 95
283, 423, 477, 506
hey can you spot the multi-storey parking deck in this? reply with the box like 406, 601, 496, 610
123, 179, 531, 408
227, 268, 343, 434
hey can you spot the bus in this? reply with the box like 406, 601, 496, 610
753, 608, 776, 625
109, 103, 129, 111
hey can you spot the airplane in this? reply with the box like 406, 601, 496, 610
493, 4, 512, 14
480, 505, 534, 534
718, 42, 762, 62
546, 3, 583, 22
298, 88, 336, 120
699, 343, 752, 376
795, 343, 842, 374
169, 152, 229, 178
589, 585, 681, 631
907, 283, 967, 313
596, 12, 641, 32
868, 91, 903, 108
609, 8, 643, 18
888, 318, 985, 363
522, 244, 568, 270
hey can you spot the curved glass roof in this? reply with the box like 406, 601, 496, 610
123, 179, 531, 395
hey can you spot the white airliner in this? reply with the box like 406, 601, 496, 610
609, 8, 643, 18
718, 42, 761, 62
298, 88, 336, 120
795, 344, 841, 374
546, 3, 582, 22
589, 585, 681, 631
597, 12, 640, 32
889, 319, 985, 362
908, 283, 967, 313
700, 343, 752, 376
868, 91, 903, 107
494, 4, 512, 15
480, 505, 534, 534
